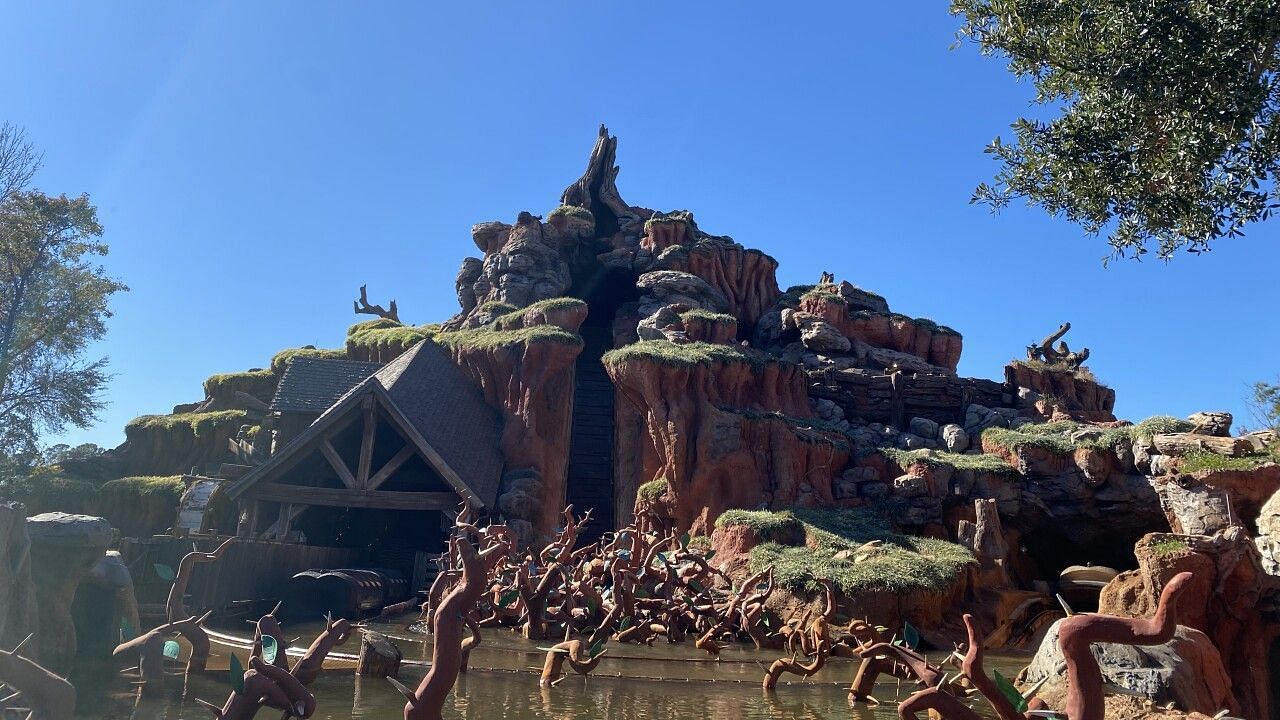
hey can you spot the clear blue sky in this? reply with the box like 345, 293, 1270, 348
3, 2, 1276, 449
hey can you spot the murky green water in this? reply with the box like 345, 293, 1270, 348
77, 617, 1028, 719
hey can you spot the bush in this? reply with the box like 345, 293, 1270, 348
636, 479, 669, 502
0, 468, 99, 515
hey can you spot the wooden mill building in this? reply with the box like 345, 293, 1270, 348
226, 341, 503, 573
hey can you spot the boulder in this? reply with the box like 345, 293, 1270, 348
635, 270, 729, 316
798, 317, 850, 353
1187, 411, 1232, 437
636, 305, 688, 343
940, 423, 969, 453
909, 417, 939, 440
26, 512, 112, 672
1021, 621, 1234, 716
892, 474, 928, 498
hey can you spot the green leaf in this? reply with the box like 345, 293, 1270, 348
679, 533, 690, 549
634, 588, 651, 599
588, 639, 606, 658
498, 589, 519, 606
703, 549, 715, 561
119, 617, 135, 641
154, 563, 176, 582
994, 669, 1028, 714
618, 616, 633, 631
229, 653, 244, 694
162, 640, 181, 659
260, 634, 278, 664
902, 620, 920, 651
688, 579, 704, 594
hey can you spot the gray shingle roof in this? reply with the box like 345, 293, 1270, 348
232, 340, 505, 509
369, 341, 504, 507
270, 357, 383, 414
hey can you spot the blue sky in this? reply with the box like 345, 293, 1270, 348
3, 2, 1276, 449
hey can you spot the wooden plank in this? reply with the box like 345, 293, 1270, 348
320, 439, 358, 489
248, 483, 457, 511
356, 402, 377, 489
367, 444, 415, 491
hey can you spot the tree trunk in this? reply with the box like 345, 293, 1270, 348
356, 630, 401, 679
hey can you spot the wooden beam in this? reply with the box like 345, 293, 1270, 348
247, 483, 458, 511
320, 439, 357, 489
356, 401, 376, 489
367, 444, 415, 491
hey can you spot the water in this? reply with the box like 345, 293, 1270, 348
75, 617, 1030, 719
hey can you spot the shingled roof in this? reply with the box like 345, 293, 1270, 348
270, 357, 382, 414
231, 340, 505, 509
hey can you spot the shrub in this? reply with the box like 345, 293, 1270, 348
636, 479, 669, 502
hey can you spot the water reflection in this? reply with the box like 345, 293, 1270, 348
78, 618, 1022, 719
86, 668, 985, 720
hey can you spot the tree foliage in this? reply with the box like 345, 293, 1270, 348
1250, 377, 1280, 430
0, 124, 126, 458
952, 1, 1280, 260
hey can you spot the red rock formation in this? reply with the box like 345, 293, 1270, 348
606, 346, 847, 533
1005, 362, 1116, 422
1098, 531, 1276, 719
650, 234, 782, 332
442, 308, 586, 538
798, 294, 961, 371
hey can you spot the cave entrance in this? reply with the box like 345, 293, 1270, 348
566, 265, 639, 542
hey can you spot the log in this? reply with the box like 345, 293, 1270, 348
1152, 433, 1252, 459
356, 630, 401, 679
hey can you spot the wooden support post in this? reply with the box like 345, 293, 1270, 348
237, 499, 260, 537
367, 444, 414, 491
357, 399, 376, 490
356, 630, 402, 678
320, 439, 358, 489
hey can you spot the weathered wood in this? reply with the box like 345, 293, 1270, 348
248, 484, 457, 511
356, 401, 376, 489
320, 439, 358, 489
367, 444, 415, 491
356, 630, 402, 678
1152, 433, 1253, 458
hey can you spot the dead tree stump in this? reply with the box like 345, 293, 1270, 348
356, 631, 401, 679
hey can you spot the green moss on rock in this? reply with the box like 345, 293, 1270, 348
548, 205, 594, 221
202, 369, 277, 400
270, 347, 347, 374
602, 340, 772, 369
678, 309, 737, 325
435, 325, 582, 352
729, 506, 973, 594
880, 447, 1018, 475
491, 297, 588, 331
346, 320, 440, 353
126, 410, 249, 437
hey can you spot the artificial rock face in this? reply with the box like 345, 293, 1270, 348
25, 512, 112, 672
